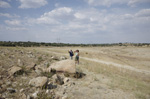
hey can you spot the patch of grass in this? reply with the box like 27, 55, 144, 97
47, 63, 50, 68
37, 56, 44, 64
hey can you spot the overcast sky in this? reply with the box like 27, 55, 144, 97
0, 0, 150, 44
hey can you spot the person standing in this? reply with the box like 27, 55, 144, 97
75, 50, 79, 65
68, 50, 74, 60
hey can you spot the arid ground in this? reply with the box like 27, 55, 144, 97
0, 46, 150, 99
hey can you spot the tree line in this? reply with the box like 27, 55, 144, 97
0, 41, 149, 47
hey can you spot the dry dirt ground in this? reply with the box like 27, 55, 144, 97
0, 46, 150, 99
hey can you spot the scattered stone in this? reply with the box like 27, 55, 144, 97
7, 88, 16, 93
48, 60, 76, 73
29, 76, 48, 88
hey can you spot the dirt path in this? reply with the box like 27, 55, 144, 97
39, 48, 150, 75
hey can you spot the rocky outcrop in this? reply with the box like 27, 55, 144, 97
48, 60, 76, 73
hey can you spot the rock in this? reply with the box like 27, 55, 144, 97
35, 65, 47, 72
56, 75, 64, 85
32, 91, 39, 98
62, 95, 68, 99
6, 81, 11, 86
8, 66, 23, 76
46, 90, 49, 94
29, 77, 48, 88
26, 63, 36, 70
27, 95, 31, 99
7, 88, 16, 93
19, 93, 26, 99
51, 56, 59, 60
17, 59, 23, 66
48, 60, 76, 73
47, 83, 57, 89
60, 56, 67, 60
35, 69, 42, 75
63, 78, 69, 84
20, 88, 24, 93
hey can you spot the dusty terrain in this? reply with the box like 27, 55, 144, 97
0, 46, 150, 99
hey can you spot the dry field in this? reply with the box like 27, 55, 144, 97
0, 46, 150, 99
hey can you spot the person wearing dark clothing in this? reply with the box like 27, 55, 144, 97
68, 50, 74, 60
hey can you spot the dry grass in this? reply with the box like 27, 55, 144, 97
80, 59, 150, 99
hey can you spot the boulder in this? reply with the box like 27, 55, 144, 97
48, 60, 76, 73
9, 66, 22, 76
29, 77, 48, 88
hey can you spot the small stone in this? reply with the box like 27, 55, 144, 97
62, 95, 68, 99
63, 78, 69, 84
20, 93, 26, 99
7, 88, 16, 93
17, 59, 23, 66
27, 95, 31, 99
20, 88, 24, 93
56, 75, 64, 85
32, 91, 39, 98
46, 90, 49, 93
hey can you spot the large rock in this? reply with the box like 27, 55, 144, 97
29, 77, 48, 88
9, 66, 22, 76
48, 60, 76, 73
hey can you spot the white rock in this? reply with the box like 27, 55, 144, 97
48, 60, 76, 73
46, 90, 49, 94
20, 88, 24, 93
32, 91, 39, 98
63, 78, 69, 84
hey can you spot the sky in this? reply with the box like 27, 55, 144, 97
0, 0, 150, 44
